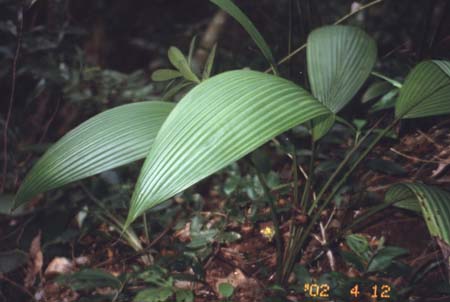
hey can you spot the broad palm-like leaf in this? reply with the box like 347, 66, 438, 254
395, 60, 450, 119
386, 183, 450, 245
14, 101, 174, 208
307, 25, 377, 139
126, 70, 329, 225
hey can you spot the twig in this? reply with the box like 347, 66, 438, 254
311, 223, 335, 271
323, 206, 336, 231
298, 164, 309, 182
308, 115, 387, 215
284, 116, 395, 280
142, 214, 150, 245
264, 0, 385, 73
390, 148, 449, 164
0, 274, 34, 299
300, 138, 315, 211
37, 97, 61, 145
203, 244, 222, 270
94, 220, 175, 268
417, 130, 444, 150
79, 183, 144, 253
332, 0, 384, 25
284, 146, 299, 262
21, 97, 61, 167
2, 6, 24, 192
198, 211, 227, 218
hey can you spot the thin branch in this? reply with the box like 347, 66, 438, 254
2, 6, 24, 192
264, 0, 385, 73
142, 214, 150, 245
283, 117, 394, 281
79, 183, 144, 253
308, 115, 387, 215
299, 121, 397, 252
417, 129, 444, 150
94, 220, 174, 268
21, 98, 61, 168
332, 0, 384, 25
390, 147, 449, 164
0, 274, 34, 299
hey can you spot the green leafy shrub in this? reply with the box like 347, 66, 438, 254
12, 0, 450, 298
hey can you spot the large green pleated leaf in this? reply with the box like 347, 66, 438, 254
307, 25, 377, 139
14, 101, 175, 208
307, 25, 377, 113
210, 0, 277, 72
386, 183, 450, 244
395, 60, 450, 119
126, 70, 329, 225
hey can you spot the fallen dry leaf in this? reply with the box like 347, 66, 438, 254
174, 222, 191, 242
25, 231, 43, 288
45, 257, 74, 277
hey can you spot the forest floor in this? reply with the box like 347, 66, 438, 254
2, 123, 449, 302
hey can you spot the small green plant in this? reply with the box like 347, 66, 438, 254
12, 0, 450, 297
56, 265, 195, 302
343, 234, 409, 274
218, 282, 234, 301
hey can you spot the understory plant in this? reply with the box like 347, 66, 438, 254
12, 0, 450, 295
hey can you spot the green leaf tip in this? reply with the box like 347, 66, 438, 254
395, 60, 450, 119
168, 46, 200, 83
14, 101, 175, 209
210, 0, 277, 73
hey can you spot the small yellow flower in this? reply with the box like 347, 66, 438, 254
260, 225, 275, 241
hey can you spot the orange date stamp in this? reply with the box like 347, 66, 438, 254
303, 283, 392, 301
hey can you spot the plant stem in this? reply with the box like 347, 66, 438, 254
143, 214, 150, 245
271, 182, 293, 191
292, 149, 299, 208
79, 183, 144, 252
284, 146, 299, 263
282, 138, 316, 282
308, 116, 386, 215
255, 169, 284, 284
341, 195, 411, 234
371, 71, 402, 88
300, 139, 315, 212
296, 120, 397, 257
281, 118, 397, 282
332, 0, 384, 25
287, 0, 293, 78
301, 195, 413, 269
281, 128, 365, 281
